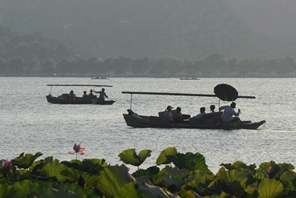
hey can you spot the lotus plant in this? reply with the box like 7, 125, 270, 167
68, 143, 85, 161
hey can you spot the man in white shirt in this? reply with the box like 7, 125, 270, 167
219, 102, 240, 122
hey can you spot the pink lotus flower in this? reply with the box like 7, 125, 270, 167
2, 159, 12, 169
69, 143, 85, 155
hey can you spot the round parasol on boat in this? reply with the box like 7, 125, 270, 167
214, 84, 238, 101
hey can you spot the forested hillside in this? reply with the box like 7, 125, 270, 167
1, 0, 295, 60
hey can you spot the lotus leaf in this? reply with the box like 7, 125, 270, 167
13, 180, 31, 198
180, 170, 217, 197
159, 166, 190, 179
259, 161, 294, 179
137, 179, 180, 198
0, 184, 15, 197
254, 169, 269, 180
156, 147, 177, 165
13, 152, 43, 169
154, 166, 189, 191
280, 171, 296, 191
62, 158, 107, 174
258, 178, 284, 198
118, 148, 152, 167
39, 160, 67, 182
168, 152, 209, 172
97, 165, 135, 197
216, 168, 252, 195
61, 168, 100, 187
244, 181, 259, 196
132, 166, 160, 178
116, 182, 143, 198
220, 161, 256, 174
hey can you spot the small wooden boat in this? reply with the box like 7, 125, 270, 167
46, 84, 115, 105
122, 84, 266, 130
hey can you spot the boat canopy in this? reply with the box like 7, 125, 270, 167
46, 84, 113, 87
122, 84, 255, 109
121, 91, 255, 99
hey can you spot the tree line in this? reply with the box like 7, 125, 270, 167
0, 25, 296, 77
1, 53, 296, 77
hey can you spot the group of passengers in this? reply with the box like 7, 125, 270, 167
163, 102, 241, 123
68, 88, 108, 101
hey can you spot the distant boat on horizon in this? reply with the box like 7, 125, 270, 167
180, 77, 199, 80
91, 77, 109, 80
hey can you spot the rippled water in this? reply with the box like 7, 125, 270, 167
0, 77, 295, 173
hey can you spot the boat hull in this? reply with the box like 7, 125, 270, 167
46, 95, 115, 105
123, 114, 265, 130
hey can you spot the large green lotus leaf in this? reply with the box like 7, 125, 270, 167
180, 170, 218, 197
97, 165, 135, 197
62, 158, 108, 174
156, 147, 177, 165
244, 181, 258, 196
0, 184, 15, 197
39, 159, 67, 182
280, 171, 296, 191
13, 152, 43, 169
137, 178, 180, 198
13, 180, 31, 198
154, 173, 183, 189
168, 152, 209, 172
254, 169, 269, 180
258, 178, 284, 198
132, 166, 160, 178
61, 168, 100, 187
159, 166, 190, 179
118, 149, 151, 167
115, 182, 142, 198
29, 156, 53, 173
216, 168, 250, 194
220, 161, 256, 174
154, 166, 190, 189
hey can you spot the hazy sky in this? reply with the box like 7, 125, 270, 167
228, 0, 296, 41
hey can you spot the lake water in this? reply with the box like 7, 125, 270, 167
0, 77, 295, 174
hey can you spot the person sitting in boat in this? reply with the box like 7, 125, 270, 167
69, 90, 76, 101
172, 107, 183, 122
82, 91, 88, 98
210, 105, 216, 113
89, 89, 93, 96
219, 102, 241, 123
192, 107, 206, 119
127, 109, 142, 119
98, 88, 108, 101
164, 106, 174, 121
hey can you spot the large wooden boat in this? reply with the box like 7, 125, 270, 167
123, 114, 265, 130
122, 84, 266, 130
46, 84, 115, 105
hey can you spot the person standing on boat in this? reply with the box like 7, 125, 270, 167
98, 88, 108, 101
219, 102, 241, 122
164, 106, 174, 121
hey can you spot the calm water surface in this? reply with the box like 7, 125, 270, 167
0, 77, 295, 173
